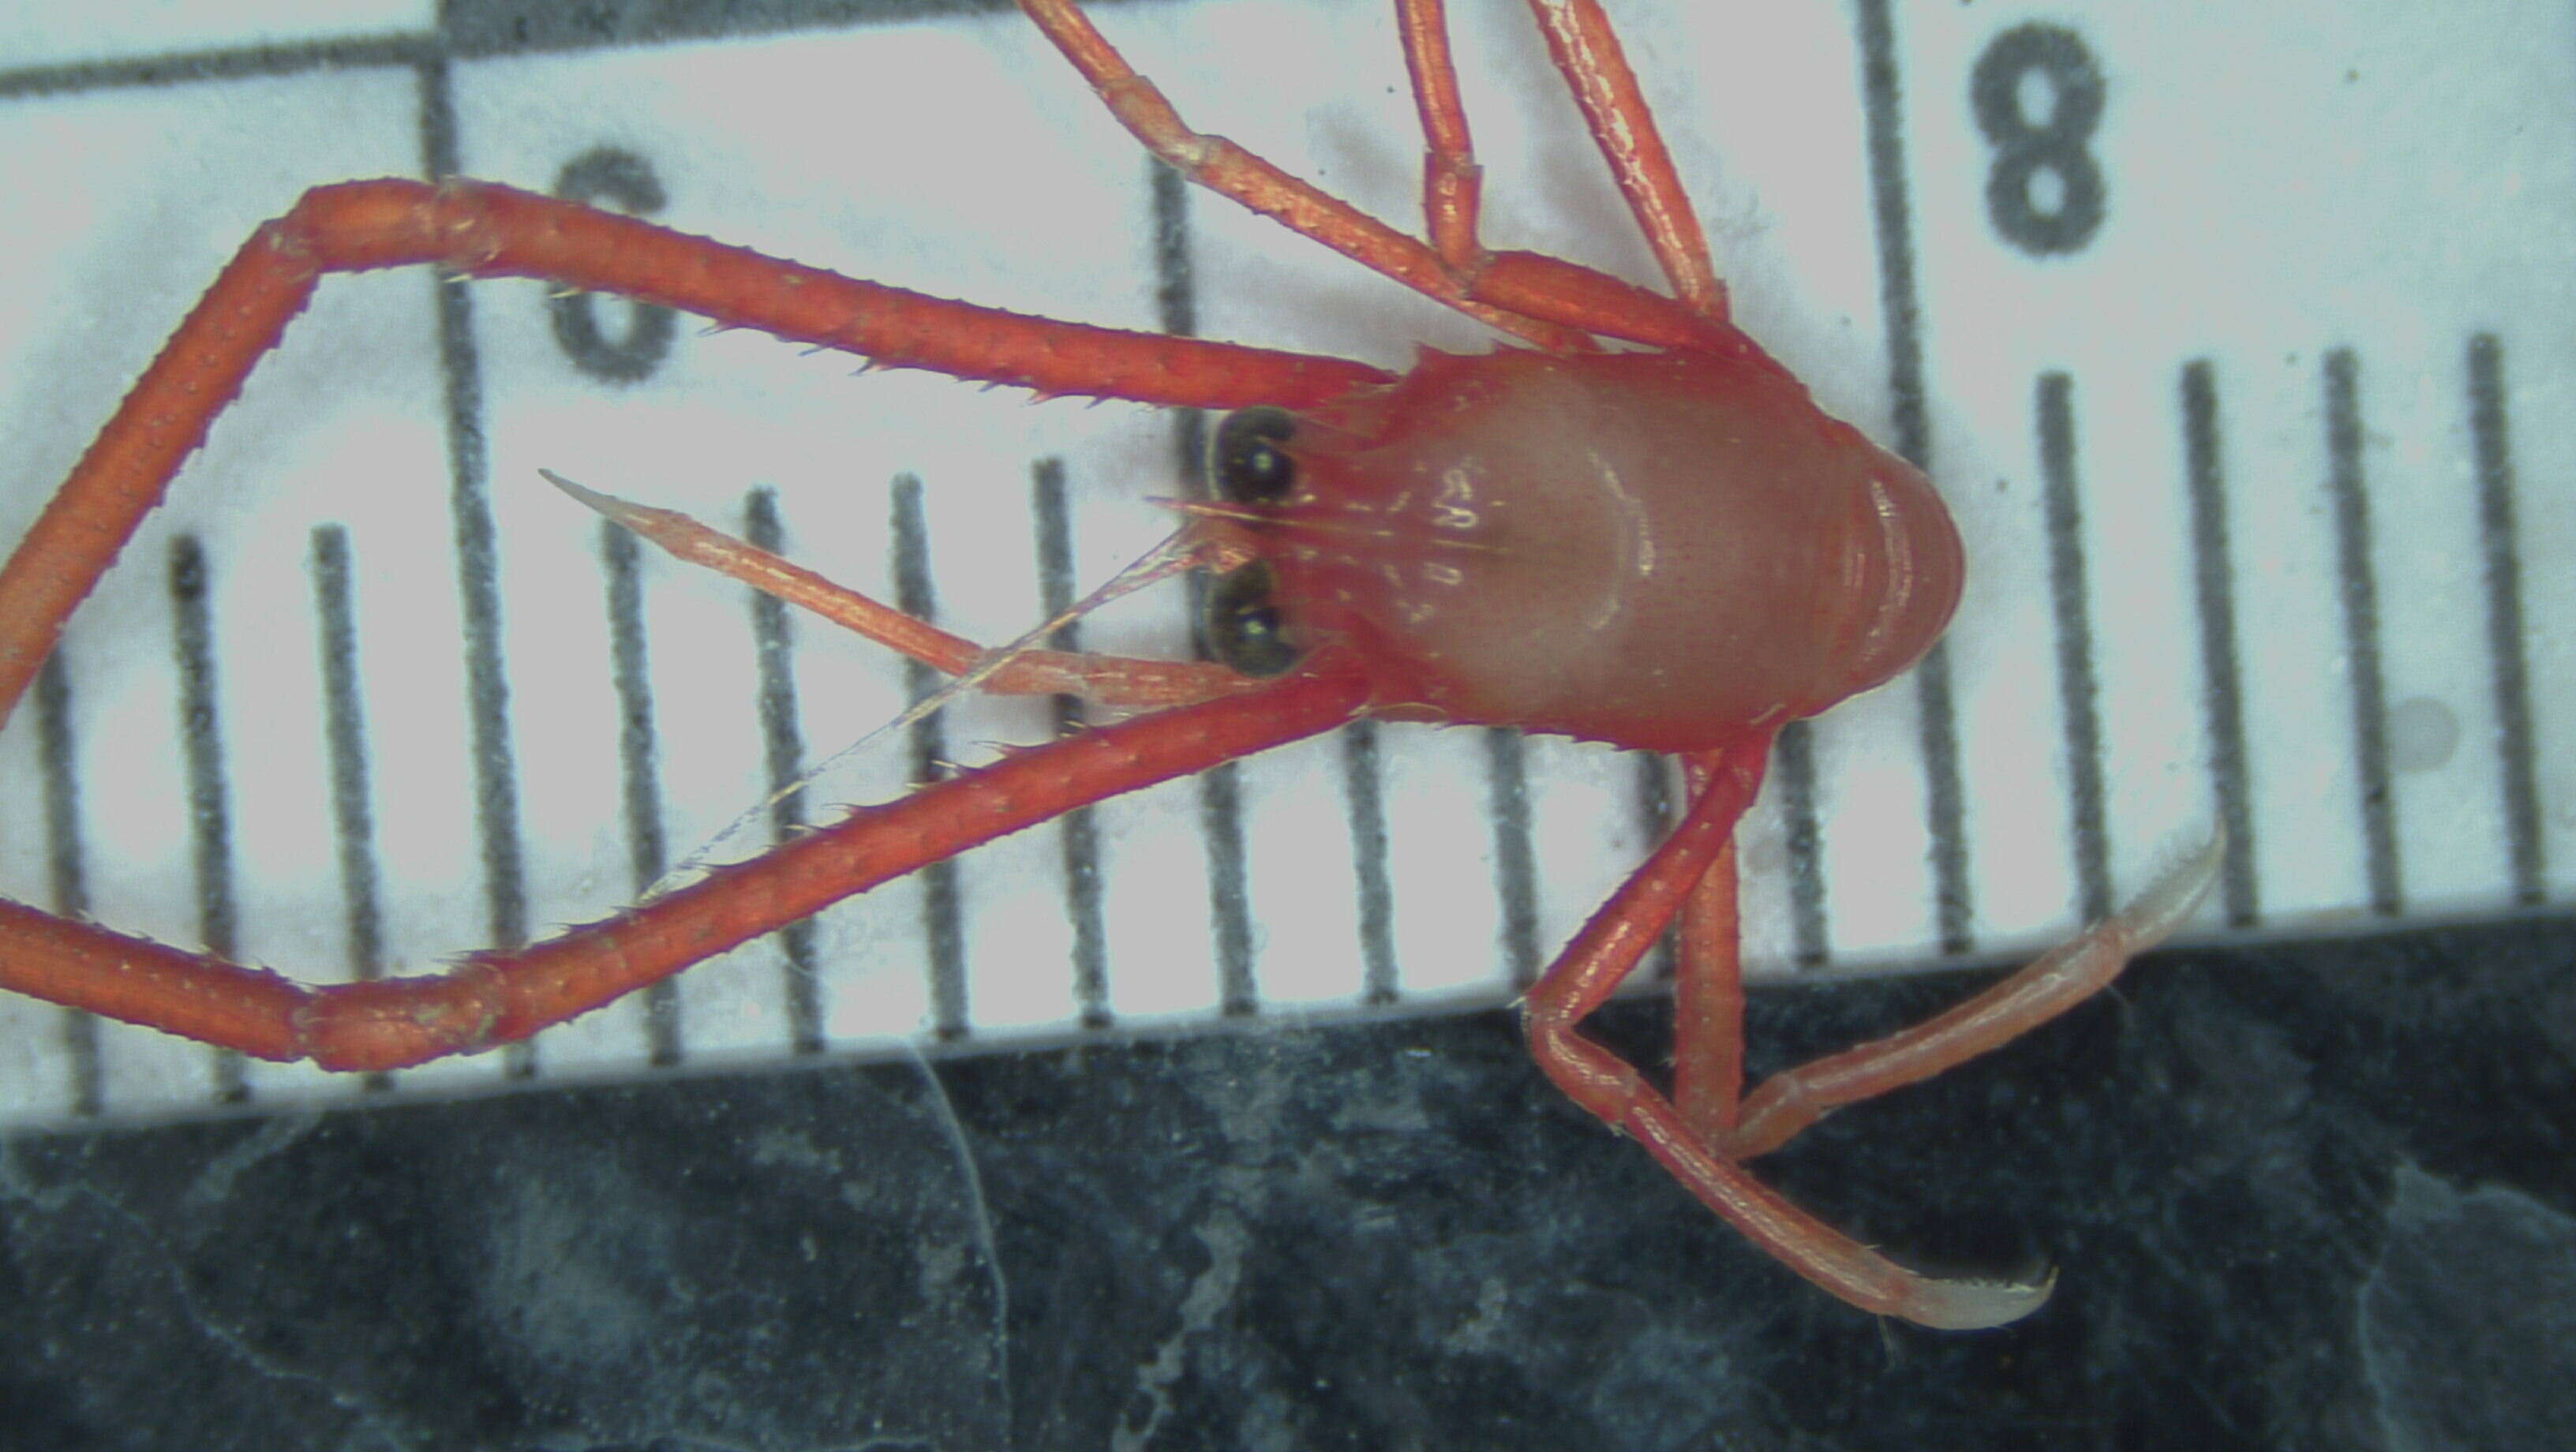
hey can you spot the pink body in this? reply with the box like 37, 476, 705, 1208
1255, 347, 1966, 752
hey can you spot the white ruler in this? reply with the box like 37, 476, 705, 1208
0, 0, 2568, 1128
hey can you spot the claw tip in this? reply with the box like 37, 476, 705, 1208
1906, 1267, 2056, 1330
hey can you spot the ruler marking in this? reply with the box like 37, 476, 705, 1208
1197, 756, 1257, 1016
419, 54, 536, 1080
743, 488, 825, 1054
1633, 750, 1680, 984
1485, 728, 1541, 990
2322, 349, 2403, 917
0, 0, 1034, 101
1150, 158, 1260, 1018
1342, 720, 1398, 1005
33, 653, 101, 1117
891, 474, 970, 1040
2035, 372, 2113, 922
2465, 334, 2547, 906
1855, 0, 1973, 956
169, 535, 247, 1103
2179, 361, 2260, 926
1772, 723, 1830, 967
309, 525, 395, 1095
600, 518, 683, 1066
1030, 458, 1114, 1029
0, 34, 432, 101
310, 526, 384, 983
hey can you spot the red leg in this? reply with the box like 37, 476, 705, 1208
1668, 753, 1746, 1142
1522, 0, 1728, 320
0, 178, 1389, 728
0, 171, 1398, 1070
1394, 0, 1486, 272
1524, 732, 2050, 1329
1015, 0, 1729, 354
1720, 833, 2227, 1160
0, 665, 1369, 1070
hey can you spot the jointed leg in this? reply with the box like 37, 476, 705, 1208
1522, 0, 1727, 320
1718, 833, 2227, 1161
0, 177, 1388, 728
1018, 0, 1576, 349
1016, 0, 1729, 353
1395, 0, 1485, 272
1668, 753, 1746, 1141
0, 667, 1370, 1070
1569, 758, 2219, 1320
1523, 732, 2050, 1329
1400, 0, 1730, 324
0, 167, 1409, 1072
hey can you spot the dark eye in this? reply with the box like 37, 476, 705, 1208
1209, 406, 1297, 503
1204, 561, 1301, 677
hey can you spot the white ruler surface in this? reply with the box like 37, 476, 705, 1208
0, 0, 2569, 1128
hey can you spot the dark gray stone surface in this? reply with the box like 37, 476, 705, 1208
6, 915, 2574, 1450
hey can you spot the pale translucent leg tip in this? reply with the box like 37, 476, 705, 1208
535, 466, 598, 505
1904, 1267, 2056, 1331
2117, 825, 2228, 950
537, 467, 640, 526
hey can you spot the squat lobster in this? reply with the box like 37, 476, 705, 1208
0, 0, 2215, 1328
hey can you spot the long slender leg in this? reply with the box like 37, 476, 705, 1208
1522, 0, 1727, 320
0, 667, 1368, 1070
1015, 0, 1728, 353
1019, 0, 1577, 350
1523, 737, 1769, 1102
1400, 0, 1727, 324
1395, 0, 1485, 271
1524, 732, 2047, 1328
1720, 833, 2226, 1161
0, 178, 1385, 729
1668, 752, 1745, 1140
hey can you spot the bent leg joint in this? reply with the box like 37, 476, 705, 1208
298, 959, 511, 1072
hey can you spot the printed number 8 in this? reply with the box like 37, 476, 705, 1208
1972, 24, 2106, 256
